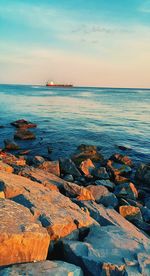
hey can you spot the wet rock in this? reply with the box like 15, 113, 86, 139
0, 199, 50, 266
117, 145, 131, 151
110, 153, 133, 167
119, 206, 143, 222
63, 182, 94, 201
92, 166, 110, 179
38, 160, 60, 177
11, 119, 37, 129
0, 171, 95, 240
114, 182, 138, 200
140, 207, 150, 223
72, 144, 104, 165
63, 174, 74, 182
60, 158, 81, 178
135, 163, 150, 186
107, 160, 132, 177
79, 158, 95, 176
95, 179, 115, 190
62, 224, 150, 276
32, 155, 45, 166
4, 139, 20, 150
0, 161, 14, 173
86, 185, 109, 203
14, 129, 36, 140
100, 193, 118, 208
0, 260, 83, 275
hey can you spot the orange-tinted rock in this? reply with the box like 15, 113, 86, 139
0, 161, 14, 173
0, 151, 26, 167
114, 175, 129, 184
119, 205, 143, 221
110, 153, 133, 167
11, 119, 37, 129
107, 160, 132, 176
115, 182, 138, 200
60, 158, 81, 178
14, 130, 36, 140
86, 185, 109, 202
0, 191, 5, 198
79, 159, 95, 176
72, 145, 104, 165
0, 199, 50, 267
38, 161, 60, 177
0, 172, 95, 240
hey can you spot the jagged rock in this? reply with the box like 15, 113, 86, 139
11, 119, 37, 129
0, 261, 83, 275
135, 163, 150, 186
0, 152, 26, 167
107, 160, 132, 176
63, 174, 74, 182
114, 182, 138, 200
114, 175, 130, 185
86, 185, 109, 203
95, 179, 115, 190
4, 139, 20, 150
62, 224, 150, 275
92, 166, 110, 179
14, 130, 36, 140
72, 144, 104, 165
110, 153, 133, 167
0, 199, 50, 267
60, 158, 81, 178
79, 159, 95, 176
63, 182, 94, 201
100, 193, 118, 208
38, 161, 60, 177
119, 206, 143, 222
140, 206, 150, 223
0, 171, 95, 240
0, 160, 14, 173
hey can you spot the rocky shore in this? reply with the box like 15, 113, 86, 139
0, 119, 150, 275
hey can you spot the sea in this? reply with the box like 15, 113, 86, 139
0, 84, 149, 165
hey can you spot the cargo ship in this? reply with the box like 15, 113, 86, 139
46, 81, 73, 88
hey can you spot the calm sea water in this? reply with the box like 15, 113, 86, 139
0, 84, 149, 164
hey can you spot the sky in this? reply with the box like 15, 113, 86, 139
0, 0, 150, 87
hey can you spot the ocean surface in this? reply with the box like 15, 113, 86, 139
0, 84, 149, 164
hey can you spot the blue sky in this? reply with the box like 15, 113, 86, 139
0, 0, 150, 87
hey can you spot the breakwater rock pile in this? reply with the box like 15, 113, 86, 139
0, 120, 150, 275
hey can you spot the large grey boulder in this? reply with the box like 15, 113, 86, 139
62, 224, 150, 275
0, 261, 83, 276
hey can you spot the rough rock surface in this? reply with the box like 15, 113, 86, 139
119, 205, 143, 221
0, 152, 26, 167
107, 160, 132, 176
72, 144, 104, 165
0, 261, 83, 276
86, 185, 109, 203
60, 158, 81, 177
14, 130, 36, 140
92, 166, 110, 179
0, 171, 95, 240
11, 119, 37, 129
110, 153, 133, 166
135, 163, 150, 186
95, 179, 115, 190
0, 199, 50, 266
79, 158, 95, 176
0, 160, 14, 173
115, 182, 138, 200
63, 181, 94, 201
38, 160, 60, 177
62, 224, 150, 275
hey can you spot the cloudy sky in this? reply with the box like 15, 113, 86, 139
0, 0, 150, 87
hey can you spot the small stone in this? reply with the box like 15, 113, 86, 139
32, 156, 45, 166
63, 174, 74, 182
95, 179, 115, 190
14, 130, 36, 140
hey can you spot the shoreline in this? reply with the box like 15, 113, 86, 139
0, 119, 150, 274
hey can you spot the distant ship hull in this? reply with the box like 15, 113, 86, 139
46, 83, 73, 88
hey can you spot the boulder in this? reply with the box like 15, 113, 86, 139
100, 193, 118, 208
0, 261, 83, 275
110, 153, 133, 167
38, 161, 60, 177
114, 182, 138, 200
11, 119, 37, 129
4, 139, 20, 150
107, 160, 132, 177
0, 171, 95, 240
0, 199, 50, 267
63, 182, 94, 201
95, 179, 115, 190
114, 175, 130, 185
72, 144, 104, 165
86, 185, 109, 203
92, 166, 110, 179
32, 155, 45, 166
62, 224, 150, 275
0, 160, 14, 173
79, 159, 95, 176
14, 130, 36, 140
0, 152, 26, 167
60, 158, 81, 178
135, 163, 150, 186
119, 206, 143, 222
